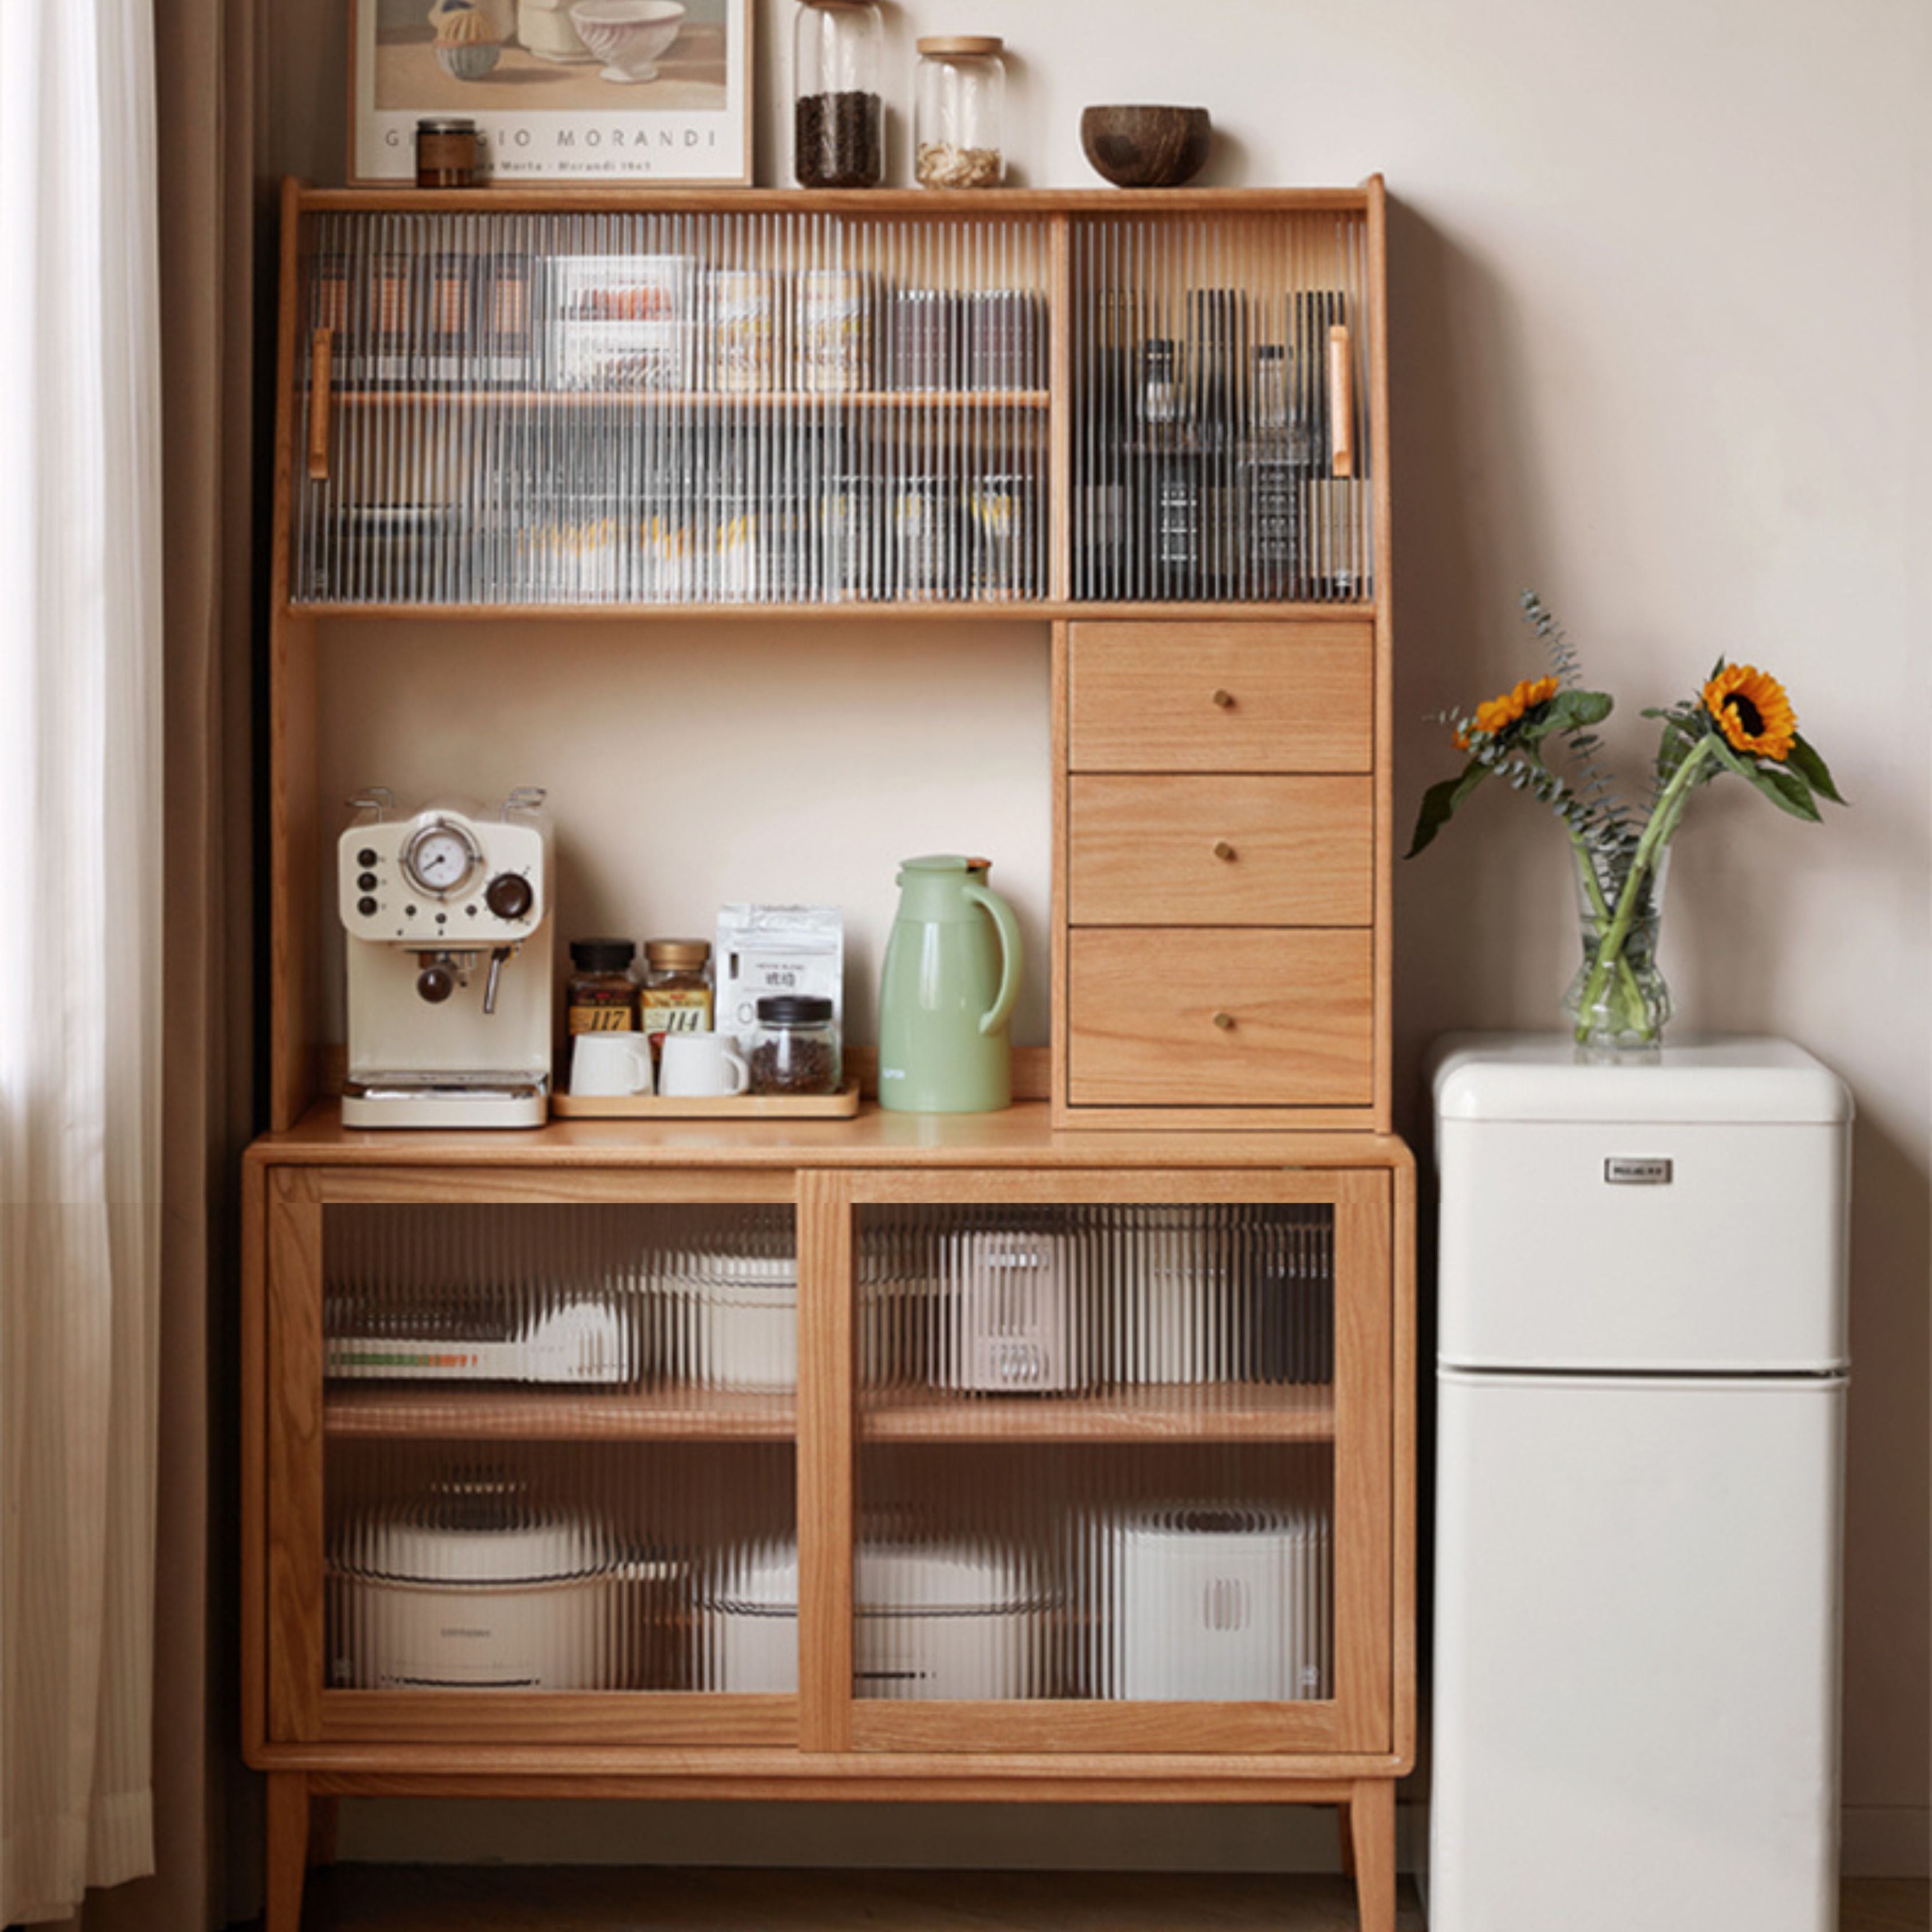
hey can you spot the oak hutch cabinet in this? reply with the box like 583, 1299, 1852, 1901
244, 177, 1411, 1931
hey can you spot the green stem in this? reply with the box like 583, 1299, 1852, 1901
1573, 738, 1717, 1044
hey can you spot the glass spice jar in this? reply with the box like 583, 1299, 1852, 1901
749, 995, 840, 1096
793, 0, 884, 188
640, 939, 714, 1060
567, 938, 638, 1033
914, 37, 1006, 189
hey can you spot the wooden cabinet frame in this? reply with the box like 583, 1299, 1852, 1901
248, 175, 1411, 1932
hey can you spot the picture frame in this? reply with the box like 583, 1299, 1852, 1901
349, 0, 752, 185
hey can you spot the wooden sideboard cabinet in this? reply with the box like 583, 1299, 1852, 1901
246, 179, 1409, 1931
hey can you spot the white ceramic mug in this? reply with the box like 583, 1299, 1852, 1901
570, 1033, 654, 1097
658, 1031, 750, 1099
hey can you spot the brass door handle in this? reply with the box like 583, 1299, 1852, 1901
1212, 1011, 1236, 1031
1328, 322, 1356, 479
1211, 840, 1236, 862
1211, 688, 1235, 709
308, 327, 333, 481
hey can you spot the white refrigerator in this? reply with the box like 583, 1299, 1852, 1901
1427, 1034, 1851, 1932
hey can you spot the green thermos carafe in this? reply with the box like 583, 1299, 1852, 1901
877, 855, 1022, 1113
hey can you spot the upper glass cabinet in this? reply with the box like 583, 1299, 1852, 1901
286, 198, 1376, 611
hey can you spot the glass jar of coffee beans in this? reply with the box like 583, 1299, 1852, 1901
749, 995, 841, 1096
793, 0, 884, 188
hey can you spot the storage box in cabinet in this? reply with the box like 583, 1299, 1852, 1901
1067, 929, 1375, 1108
1068, 622, 1374, 775
1069, 775, 1374, 927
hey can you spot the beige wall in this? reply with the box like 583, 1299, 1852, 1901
265, 0, 1931, 1876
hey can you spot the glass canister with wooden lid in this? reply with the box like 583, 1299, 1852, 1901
793, 0, 885, 188
914, 36, 1006, 188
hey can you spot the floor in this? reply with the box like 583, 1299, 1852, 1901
286, 1868, 1925, 1930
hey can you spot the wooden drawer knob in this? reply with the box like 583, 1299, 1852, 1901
1212, 1010, 1236, 1031
1211, 839, 1236, 862
1211, 688, 1236, 709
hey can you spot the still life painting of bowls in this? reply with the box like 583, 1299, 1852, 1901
374, 0, 724, 108
568, 0, 685, 81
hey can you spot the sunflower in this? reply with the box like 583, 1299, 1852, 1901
1703, 663, 1796, 762
1454, 674, 1560, 748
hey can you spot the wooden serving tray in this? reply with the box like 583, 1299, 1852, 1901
549, 1082, 862, 1121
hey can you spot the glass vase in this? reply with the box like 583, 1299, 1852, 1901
1562, 842, 1673, 1062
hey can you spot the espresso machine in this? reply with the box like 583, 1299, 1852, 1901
339, 788, 553, 1128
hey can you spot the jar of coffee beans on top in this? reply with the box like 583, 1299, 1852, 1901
793, 0, 884, 189
749, 995, 841, 1096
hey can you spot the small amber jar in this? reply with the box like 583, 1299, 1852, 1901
567, 938, 638, 1034
417, 117, 480, 189
640, 939, 714, 1060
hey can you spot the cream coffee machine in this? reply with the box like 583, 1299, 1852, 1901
339, 788, 552, 1128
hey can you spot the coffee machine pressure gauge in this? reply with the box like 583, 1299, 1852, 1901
401, 818, 483, 899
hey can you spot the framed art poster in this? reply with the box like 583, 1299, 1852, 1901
351, 0, 750, 184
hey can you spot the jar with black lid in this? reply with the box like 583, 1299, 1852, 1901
567, 938, 638, 1034
749, 995, 840, 1096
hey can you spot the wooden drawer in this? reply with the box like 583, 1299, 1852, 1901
1068, 621, 1375, 773
1067, 929, 1375, 1108
1069, 775, 1374, 927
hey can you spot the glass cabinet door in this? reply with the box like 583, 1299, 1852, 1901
835, 1171, 1392, 1755
262, 1171, 800, 1746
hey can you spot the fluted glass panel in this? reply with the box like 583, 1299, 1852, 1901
319, 1202, 796, 1697
295, 210, 1051, 607
855, 1203, 1335, 1702
1070, 211, 1373, 602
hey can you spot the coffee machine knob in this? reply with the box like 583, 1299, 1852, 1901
484, 872, 535, 920
416, 962, 457, 1003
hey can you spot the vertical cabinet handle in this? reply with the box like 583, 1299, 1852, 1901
307, 328, 333, 482
1327, 322, 1356, 479
1211, 688, 1236, 709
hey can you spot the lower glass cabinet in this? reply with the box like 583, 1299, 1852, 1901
258, 1166, 1393, 1754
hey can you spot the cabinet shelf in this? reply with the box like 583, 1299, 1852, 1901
860, 1384, 1336, 1444
287, 599, 1376, 622
322, 1384, 797, 1441
328, 390, 1052, 412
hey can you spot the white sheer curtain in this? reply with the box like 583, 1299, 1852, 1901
0, 0, 164, 1905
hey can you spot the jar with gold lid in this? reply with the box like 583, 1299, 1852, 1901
640, 938, 714, 1060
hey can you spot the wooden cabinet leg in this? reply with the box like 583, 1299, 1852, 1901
307, 1794, 340, 1869
1347, 1778, 1395, 1932
1337, 1797, 1357, 1878
265, 1772, 310, 1932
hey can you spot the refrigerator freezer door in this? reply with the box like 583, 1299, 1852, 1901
1436, 1116, 1850, 1372
1429, 1370, 1844, 1932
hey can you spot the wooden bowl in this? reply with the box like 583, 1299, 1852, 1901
1080, 105, 1212, 188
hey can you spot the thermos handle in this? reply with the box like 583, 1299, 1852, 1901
964, 883, 1023, 1038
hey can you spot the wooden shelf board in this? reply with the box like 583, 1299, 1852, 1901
250, 1100, 1414, 1171
330, 390, 1051, 412
297, 184, 1381, 217
860, 1382, 1336, 1443
323, 1384, 795, 1441
291, 600, 1377, 624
